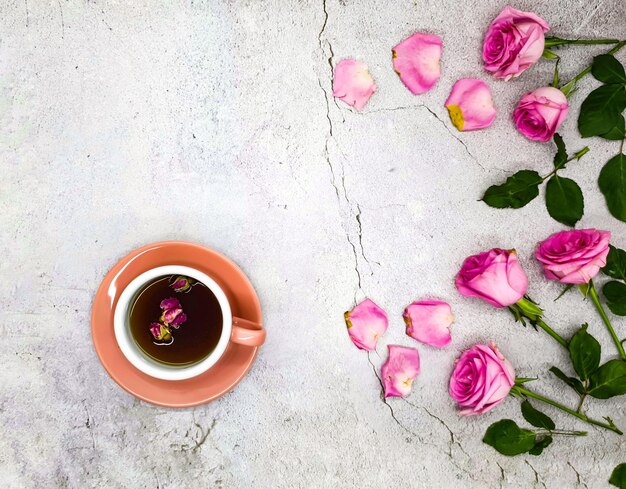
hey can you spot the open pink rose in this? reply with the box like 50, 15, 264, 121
483, 6, 549, 80
456, 248, 528, 308
344, 298, 388, 350
449, 342, 515, 415
513, 87, 569, 142
392, 32, 442, 95
403, 300, 453, 348
536, 229, 611, 284
382, 345, 421, 398
332, 59, 376, 111
445, 78, 496, 131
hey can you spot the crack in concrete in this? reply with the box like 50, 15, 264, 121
356, 103, 490, 172
82, 400, 96, 451
419, 105, 484, 169
366, 352, 416, 437
365, 354, 483, 482
403, 398, 470, 461
567, 461, 588, 488
525, 460, 546, 488
57, 0, 65, 39
496, 462, 505, 489
181, 418, 217, 452
317, 1, 366, 299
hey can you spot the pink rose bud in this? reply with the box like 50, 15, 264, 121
445, 79, 497, 131
456, 248, 528, 308
483, 6, 550, 80
150, 322, 172, 342
170, 276, 191, 292
332, 59, 377, 111
160, 297, 181, 310
169, 312, 187, 329
392, 32, 442, 95
161, 307, 183, 326
536, 229, 611, 284
449, 342, 515, 415
382, 345, 421, 398
513, 87, 569, 142
344, 298, 388, 351
403, 300, 454, 348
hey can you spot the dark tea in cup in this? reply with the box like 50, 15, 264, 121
128, 275, 223, 366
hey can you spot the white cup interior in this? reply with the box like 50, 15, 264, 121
113, 265, 232, 381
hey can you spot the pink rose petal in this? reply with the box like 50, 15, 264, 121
382, 345, 421, 398
332, 59, 377, 111
344, 298, 388, 351
445, 79, 496, 131
392, 33, 442, 95
404, 300, 454, 348
160, 297, 181, 310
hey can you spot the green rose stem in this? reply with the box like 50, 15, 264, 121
544, 36, 622, 48
582, 281, 626, 360
512, 385, 623, 435
535, 318, 568, 348
560, 40, 626, 96
512, 297, 569, 348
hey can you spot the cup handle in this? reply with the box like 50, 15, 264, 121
231, 317, 266, 347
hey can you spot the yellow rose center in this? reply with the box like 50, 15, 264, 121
447, 104, 465, 131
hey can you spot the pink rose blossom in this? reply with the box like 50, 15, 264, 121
445, 79, 496, 131
382, 345, 421, 398
483, 6, 549, 80
513, 87, 569, 142
449, 342, 515, 415
392, 33, 442, 95
403, 300, 454, 348
162, 307, 184, 326
169, 312, 187, 329
150, 322, 172, 343
344, 298, 388, 351
171, 276, 191, 292
536, 229, 611, 284
456, 248, 528, 308
332, 59, 377, 111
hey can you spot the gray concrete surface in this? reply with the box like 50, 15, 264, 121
1, 0, 626, 487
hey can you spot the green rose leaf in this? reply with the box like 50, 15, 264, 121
599, 153, 626, 222
545, 175, 584, 227
588, 359, 626, 399
601, 115, 626, 141
553, 133, 567, 170
603, 281, 626, 316
578, 84, 626, 138
521, 400, 555, 430
592, 54, 626, 84
568, 324, 601, 381
610, 463, 626, 488
529, 436, 553, 456
482, 170, 542, 209
549, 366, 585, 395
483, 419, 536, 456
602, 245, 626, 281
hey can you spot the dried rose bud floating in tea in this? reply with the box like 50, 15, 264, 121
128, 275, 223, 366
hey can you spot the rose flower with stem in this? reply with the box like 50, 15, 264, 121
536, 228, 626, 360
454, 247, 624, 438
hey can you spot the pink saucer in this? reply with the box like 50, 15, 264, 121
91, 241, 263, 407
